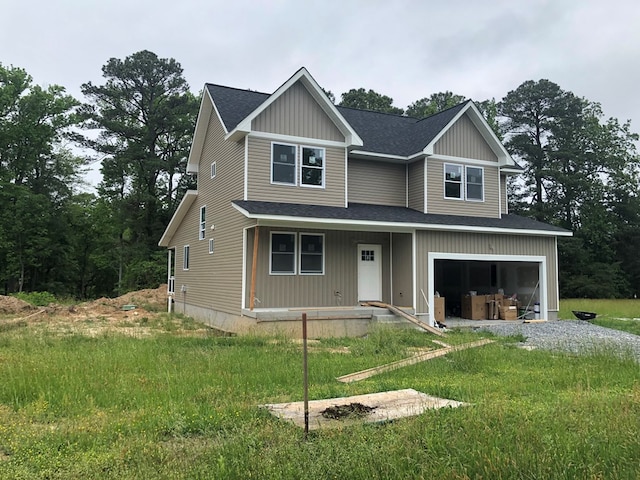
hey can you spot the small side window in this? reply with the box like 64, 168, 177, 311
209, 238, 215, 254
199, 206, 206, 240
211, 161, 217, 179
183, 245, 190, 270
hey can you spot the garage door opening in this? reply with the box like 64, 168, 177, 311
430, 257, 543, 321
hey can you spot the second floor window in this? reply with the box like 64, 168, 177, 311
444, 164, 484, 202
466, 166, 484, 201
444, 164, 463, 199
271, 143, 326, 188
199, 206, 206, 240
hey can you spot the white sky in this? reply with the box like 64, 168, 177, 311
2, 0, 639, 184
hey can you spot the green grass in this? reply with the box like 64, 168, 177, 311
560, 298, 640, 335
0, 322, 638, 479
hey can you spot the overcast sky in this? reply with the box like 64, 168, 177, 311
3, 0, 639, 178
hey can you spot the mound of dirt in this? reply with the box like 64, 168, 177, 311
0, 296, 37, 315
84, 284, 168, 311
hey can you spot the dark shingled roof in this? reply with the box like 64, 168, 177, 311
233, 201, 571, 234
206, 83, 470, 157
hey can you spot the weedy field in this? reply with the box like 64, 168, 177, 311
0, 295, 638, 479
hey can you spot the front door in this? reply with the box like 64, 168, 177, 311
358, 244, 382, 301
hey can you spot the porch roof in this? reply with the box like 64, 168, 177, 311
232, 201, 572, 237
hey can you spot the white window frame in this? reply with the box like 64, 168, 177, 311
199, 206, 206, 240
271, 142, 297, 186
465, 166, 484, 202
209, 238, 215, 254
300, 146, 325, 188
299, 233, 324, 275
270, 232, 297, 275
183, 245, 190, 270
210, 161, 217, 179
444, 164, 464, 200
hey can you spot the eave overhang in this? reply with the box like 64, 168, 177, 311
158, 190, 198, 247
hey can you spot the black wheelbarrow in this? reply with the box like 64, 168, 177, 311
572, 310, 597, 321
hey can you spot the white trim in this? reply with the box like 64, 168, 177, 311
404, 164, 408, 208
389, 232, 394, 300
210, 161, 217, 179
208, 238, 215, 254
411, 230, 417, 314
244, 136, 249, 200
249, 130, 347, 149
270, 141, 298, 186
186, 87, 217, 174
349, 150, 409, 162
432, 154, 498, 168
199, 205, 206, 240
498, 169, 502, 216
344, 148, 349, 207
159, 190, 198, 247
227, 68, 363, 147
231, 203, 573, 237
427, 252, 548, 325
299, 232, 325, 275
269, 231, 297, 275
423, 158, 428, 213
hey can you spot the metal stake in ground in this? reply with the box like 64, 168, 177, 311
302, 313, 309, 439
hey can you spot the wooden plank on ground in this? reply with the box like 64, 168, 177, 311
336, 338, 494, 383
364, 301, 446, 337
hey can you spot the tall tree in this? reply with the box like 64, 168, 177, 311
0, 64, 82, 293
339, 88, 404, 115
406, 91, 467, 118
80, 50, 199, 292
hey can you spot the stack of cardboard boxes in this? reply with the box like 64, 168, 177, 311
461, 293, 520, 320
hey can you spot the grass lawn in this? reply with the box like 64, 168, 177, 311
559, 298, 640, 336
0, 317, 638, 479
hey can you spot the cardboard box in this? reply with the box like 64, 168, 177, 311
434, 296, 445, 323
499, 305, 518, 320
461, 295, 488, 320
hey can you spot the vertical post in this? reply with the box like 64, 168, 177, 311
249, 226, 260, 310
302, 313, 309, 439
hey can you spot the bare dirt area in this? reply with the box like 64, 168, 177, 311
0, 285, 215, 338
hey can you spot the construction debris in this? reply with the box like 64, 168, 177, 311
362, 301, 446, 337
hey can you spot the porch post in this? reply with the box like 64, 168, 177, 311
249, 226, 260, 310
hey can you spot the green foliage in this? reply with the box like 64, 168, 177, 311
12, 291, 57, 306
339, 88, 404, 115
405, 91, 467, 118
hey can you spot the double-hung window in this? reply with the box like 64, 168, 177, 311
299, 234, 324, 274
199, 206, 206, 240
466, 166, 483, 201
301, 146, 324, 187
270, 233, 296, 274
444, 164, 463, 199
271, 143, 296, 185
271, 143, 325, 188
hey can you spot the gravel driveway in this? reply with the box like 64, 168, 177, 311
477, 320, 640, 362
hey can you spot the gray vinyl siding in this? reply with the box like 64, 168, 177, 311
500, 175, 508, 215
246, 136, 346, 207
434, 114, 498, 161
171, 110, 254, 316
391, 232, 413, 306
408, 160, 425, 212
414, 230, 558, 312
252, 81, 345, 142
246, 229, 391, 308
426, 158, 500, 217
347, 159, 406, 206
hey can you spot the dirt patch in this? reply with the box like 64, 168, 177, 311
0, 295, 36, 315
321, 403, 376, 419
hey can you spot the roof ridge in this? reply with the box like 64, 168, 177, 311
206, 83, 270, 96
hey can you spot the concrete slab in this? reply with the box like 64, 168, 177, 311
260, 388, 467, 430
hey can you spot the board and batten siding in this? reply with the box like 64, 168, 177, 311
252, 81, 345, 142
434, 114, 498, 162
246, 136, 346, 207
348, 159, 406, 206
246, 229, 391, 308
170, 109, 254, 317
426, 158, 500, 217
408, 160, 425, 212
414, 231, 558, 313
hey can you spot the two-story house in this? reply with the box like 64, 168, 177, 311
159, 68, 571, 336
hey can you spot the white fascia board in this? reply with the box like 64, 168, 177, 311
231, 203, 573, 237
186, 88, 217, 174
248, 130, 348, 149
423, 102, 515, 167
226, 68, 363, 147
500, 166, 524, 175
158, 190, 198, 247
349, 150, 410, 162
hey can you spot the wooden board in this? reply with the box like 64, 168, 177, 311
363, 301, 446, 337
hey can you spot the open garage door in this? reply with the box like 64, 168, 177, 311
426, 253, 547, 324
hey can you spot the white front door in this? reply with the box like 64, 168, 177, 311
358, 244, 382, 301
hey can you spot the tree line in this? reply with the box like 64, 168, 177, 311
1, 50, 638, 299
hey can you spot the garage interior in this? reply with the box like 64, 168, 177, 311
433, 259, 541, 319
